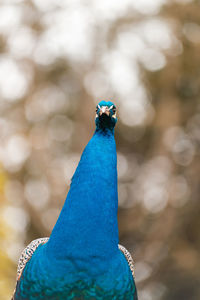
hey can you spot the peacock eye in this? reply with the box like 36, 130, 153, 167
112, 107, 116, 113
96, 107, 98, 112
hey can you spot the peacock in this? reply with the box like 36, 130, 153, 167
12, 101, 138, 300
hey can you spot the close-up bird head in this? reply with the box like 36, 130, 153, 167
95, 101, 117, 131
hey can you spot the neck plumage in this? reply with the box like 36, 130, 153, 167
47, 127, 119, 264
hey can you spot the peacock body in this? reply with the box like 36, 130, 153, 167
13, 101, 138, 300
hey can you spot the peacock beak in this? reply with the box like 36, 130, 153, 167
99, 106, 110, 116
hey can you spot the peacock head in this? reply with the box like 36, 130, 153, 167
95, 101, 117, 131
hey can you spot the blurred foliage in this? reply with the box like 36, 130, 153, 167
0, 0, 200, 299
0, 168, 15, 299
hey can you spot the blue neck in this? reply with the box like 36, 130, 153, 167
47, 127, 119, 267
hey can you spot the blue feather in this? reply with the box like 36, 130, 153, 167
13, 101, 137, 299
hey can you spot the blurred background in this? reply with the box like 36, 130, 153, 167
0, 0, 200, 299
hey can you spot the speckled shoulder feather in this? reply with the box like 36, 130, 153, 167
12, 238, 135, 299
